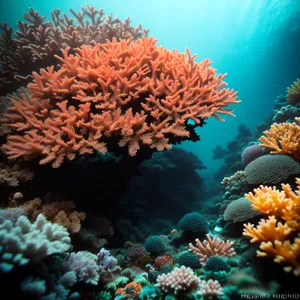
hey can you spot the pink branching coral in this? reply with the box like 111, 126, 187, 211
197, 279, 224, 298
3, 37, 239, 167
189, 234, 236, 262
155, 266, 199, 296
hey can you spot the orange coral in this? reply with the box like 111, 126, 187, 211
287, 79, 300, 105
154, 255, 174, 269
116, 282, 142, 298
2, 37, 239, 167
188, 234, 236, 262
243, 178, 300, 275
259, 118, 300, 161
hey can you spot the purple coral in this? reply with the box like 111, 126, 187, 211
241, 144, 264, 167
97, 248, 118, 271
127, 245, 147, 261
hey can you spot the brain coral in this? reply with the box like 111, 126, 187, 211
223, 197, 261, 223
241, 144, 264, 167
204, 257, 230, 273
178, 212, 209, 238
144, 236, 165, 254
244, 154, 300, 185
2, 37, 239, 167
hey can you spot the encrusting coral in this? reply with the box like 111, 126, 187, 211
243, 178, 300, 275
0, 5, 148, 96
0, 163, 34, 187
188, 234, 236, 262
259, 117, 300, 161
3, 37, 239, 168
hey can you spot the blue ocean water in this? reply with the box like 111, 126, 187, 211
1, 0, 299, 176
0, 0, 300, 298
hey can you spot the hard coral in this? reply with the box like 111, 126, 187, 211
155, 266, 199, 296
0, 5, 148, 96
259, 118, 300, 161
244, 154, 300, 186
243, 178, 300, 275
188, 234, 236, 262
3, 37, 239, 167
287, 79, 300, 105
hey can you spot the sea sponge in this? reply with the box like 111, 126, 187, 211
178, 212, 209, 238
223, 197, 261, 223
144, 236, 165, 254
241, 144, 264, 167
204, 257, 230, 273
244, 154, 300, 185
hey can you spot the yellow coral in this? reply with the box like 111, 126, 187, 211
258, 236, 300, 276
287, 79, 300, 105
243, 178, 300, 275
243, 216, 292, 243
245, 186, 292, 217
259, 118, 300, 161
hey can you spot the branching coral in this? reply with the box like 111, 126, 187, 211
287, 79, 300, 105
197, 279, 224, 297
0, 5, 148, 96
243, 178, 300, 275
259, 118, 300, 161
11, 198, 86, 234
0, 163, 34, 187
3, 37, 239, 167
188, 234, 236, 262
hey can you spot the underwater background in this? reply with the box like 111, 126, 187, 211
0, 0, 299, 299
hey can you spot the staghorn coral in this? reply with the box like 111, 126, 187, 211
2, 37, 239, 167
0, 163, 34, 187
0, 5, 148, 96
259, 118, 300, 161
287, 79, 300, 106
188, 234, 236, 262
243, 178, 300, 275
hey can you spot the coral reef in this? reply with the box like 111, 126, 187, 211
287, 79, 300, 105
0, 214, 71, 271
244, 154, 300, 185
2, 37, 239, 167
259, 118, 300, 161
223, 197, 261, 223
189, 234, 236, 262
0, 5, 148, 96
155, 266, 199, 296
0, 163, 34, 187
243, 178, 300, 275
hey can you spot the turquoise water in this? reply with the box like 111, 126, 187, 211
1, 0, 299, 176
0, 1, 299, 298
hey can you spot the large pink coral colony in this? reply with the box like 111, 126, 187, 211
2, 37, 239, 167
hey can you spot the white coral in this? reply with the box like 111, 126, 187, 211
0, 213, 71, 267
155, 266, 199, 295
